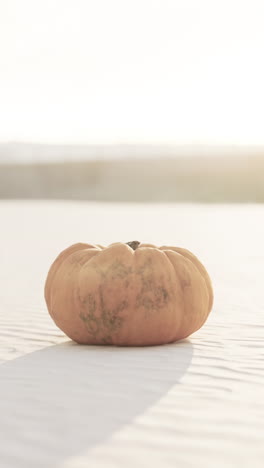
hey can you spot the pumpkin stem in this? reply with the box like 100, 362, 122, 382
126, 240, 140, 250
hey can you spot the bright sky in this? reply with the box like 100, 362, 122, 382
0, 0, 264, 144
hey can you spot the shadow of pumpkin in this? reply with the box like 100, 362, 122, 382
0, 339, 193, 468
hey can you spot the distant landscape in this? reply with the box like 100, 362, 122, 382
0, 143, 264, 202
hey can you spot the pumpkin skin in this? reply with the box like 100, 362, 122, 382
44, 241, 213, 346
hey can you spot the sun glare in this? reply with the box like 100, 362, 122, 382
0, 0, 263, 144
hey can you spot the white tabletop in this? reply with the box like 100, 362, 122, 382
0, 200, 263, 468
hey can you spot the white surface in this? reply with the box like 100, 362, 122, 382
0, 200, 263, 468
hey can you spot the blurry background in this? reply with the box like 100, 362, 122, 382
0, 0, 264, 202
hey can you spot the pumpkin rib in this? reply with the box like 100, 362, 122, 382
44, 243, 90, 309
156, 249, 186, 342
133, 248, 183, 344
76, 243, 135, 345
163, 251, 188, 341
163, 249, 210, 338
137, 244, 213, 316
45, 243, 99, 309
138, 243, 157, 249
159, 246, 213, 314
48, 248, 101, 339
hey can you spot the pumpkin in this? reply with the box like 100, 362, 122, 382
44, 241, 213, 346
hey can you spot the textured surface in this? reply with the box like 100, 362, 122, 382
0, 200, 263, 468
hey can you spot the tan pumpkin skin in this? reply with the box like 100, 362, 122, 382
44, 241, 213, 346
